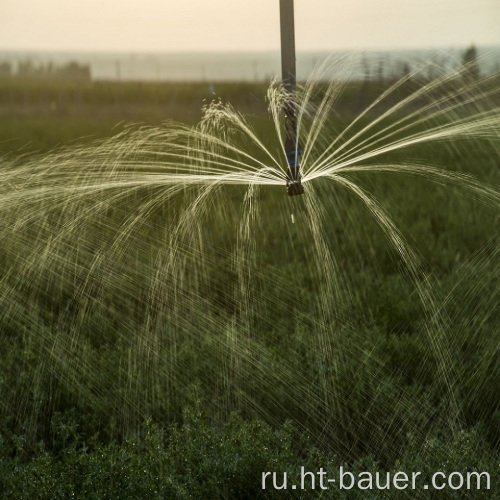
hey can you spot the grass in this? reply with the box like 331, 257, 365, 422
0, 76, 499, 498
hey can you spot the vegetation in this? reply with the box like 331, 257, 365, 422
462, 45, 480, 81
1, 413, 497, 499
0, 75, 499, 498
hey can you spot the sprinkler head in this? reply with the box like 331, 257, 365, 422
287, 180, 304, 196
286, 149, 304, 196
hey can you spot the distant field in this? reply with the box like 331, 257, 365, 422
0, 78, 272, 154
0, 76, 443, 155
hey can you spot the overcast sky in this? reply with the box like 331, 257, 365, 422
1, 0, 499, 53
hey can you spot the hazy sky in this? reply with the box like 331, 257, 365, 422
1, 0, 499, 53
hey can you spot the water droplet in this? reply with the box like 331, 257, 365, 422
291, 213, 295, 224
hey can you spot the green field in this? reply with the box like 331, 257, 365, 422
0, 76, 499, 498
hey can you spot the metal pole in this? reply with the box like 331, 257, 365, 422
280, 0, 304, 195
280, 0, 297, 93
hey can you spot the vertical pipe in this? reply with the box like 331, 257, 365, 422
280, 0, 297, 93
280, 0, 304, 195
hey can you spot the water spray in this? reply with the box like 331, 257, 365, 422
280, 0, 304, 196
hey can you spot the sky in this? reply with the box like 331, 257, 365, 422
0, 0, 499, 53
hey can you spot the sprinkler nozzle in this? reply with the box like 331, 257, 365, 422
286, 149, 304, 196
287, 180, 304, 196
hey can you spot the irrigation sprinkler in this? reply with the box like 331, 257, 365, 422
280, 0, 304, 196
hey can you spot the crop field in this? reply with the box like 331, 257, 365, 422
0, 73, 499, 498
